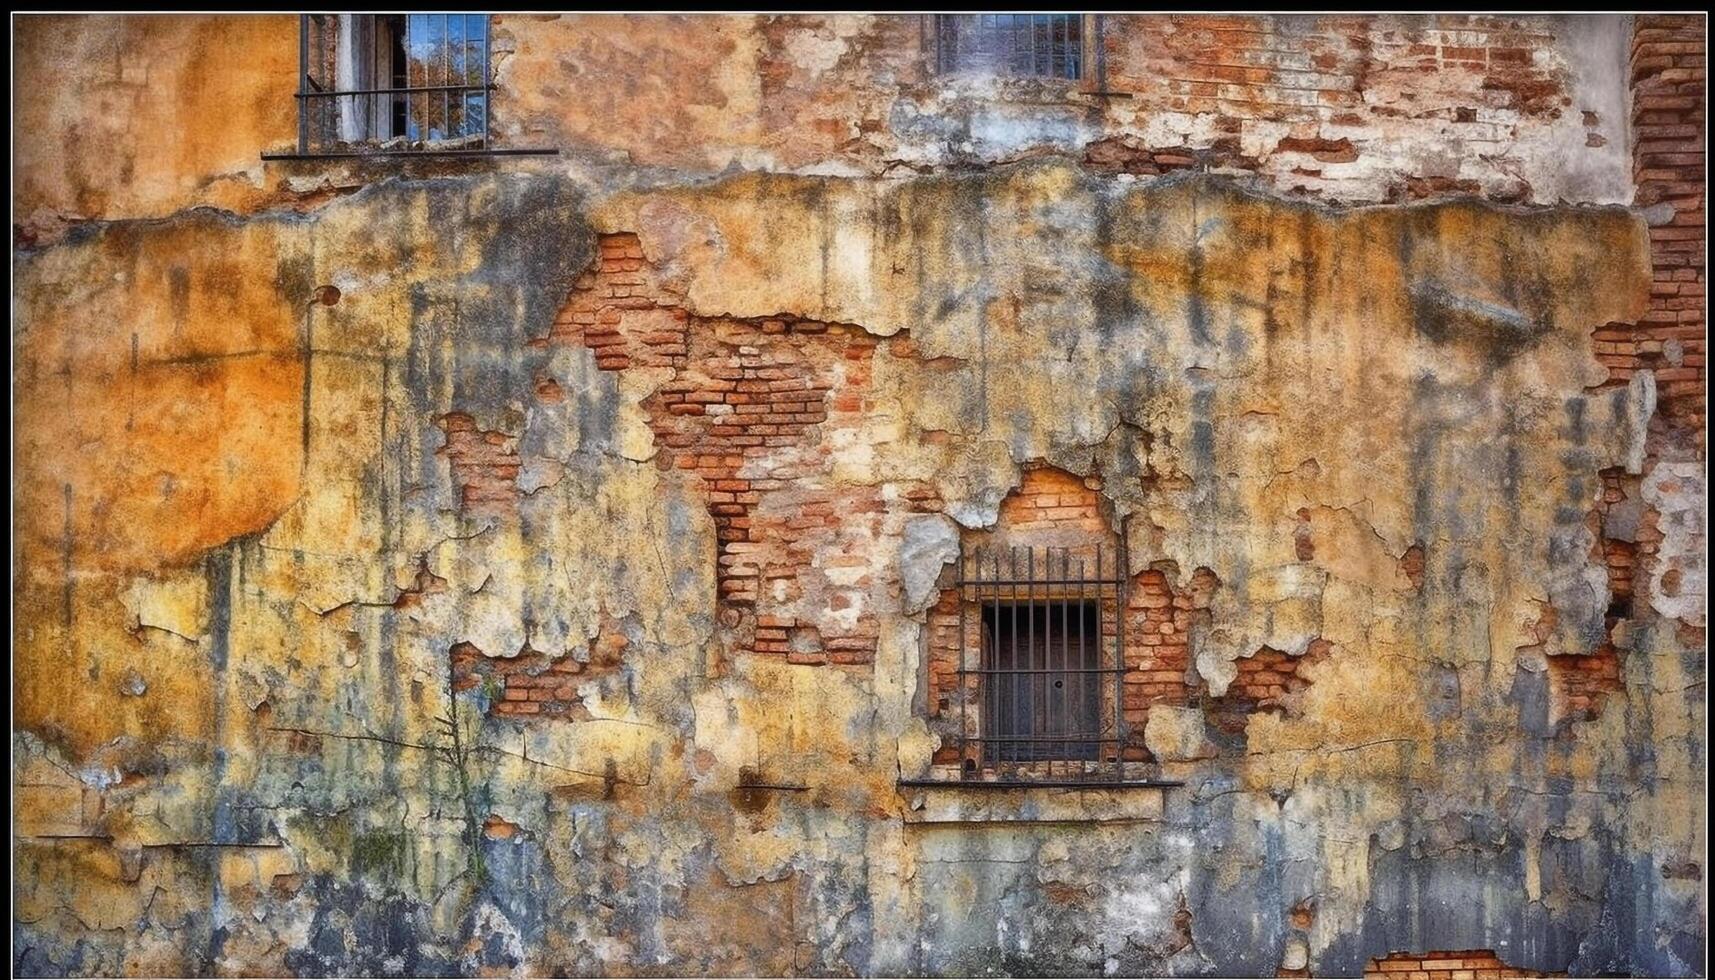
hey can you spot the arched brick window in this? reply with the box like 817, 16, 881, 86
920, 466, 1156, 786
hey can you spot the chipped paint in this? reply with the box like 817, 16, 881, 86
12, 13, 1707, 979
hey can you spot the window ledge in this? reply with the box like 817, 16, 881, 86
897, 778, 1181, 790
261, 147, 559, 161
898, 777, 1176, 825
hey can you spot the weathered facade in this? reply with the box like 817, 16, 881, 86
11, 14, 1707, 977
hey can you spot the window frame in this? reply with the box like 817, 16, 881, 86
928, 13, 1090, 82
981, 599, 1103, 763
296, 12, 490, 153
272, 13, 555, 160
950, 540, 1132, 784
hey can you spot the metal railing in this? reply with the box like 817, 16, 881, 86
296, 13, 491, 155
950, 540, 1129, 783
933, 13, 1085, 81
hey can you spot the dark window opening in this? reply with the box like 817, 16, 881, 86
296, 13, 491, 153
982, 601, 1101, 762
946, 542, 1130, 783
934, 14, 1084, 80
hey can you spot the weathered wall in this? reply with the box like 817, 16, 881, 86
11, 13, 1707, 979
12, 15, 299, 244
13, 13, 1644, 240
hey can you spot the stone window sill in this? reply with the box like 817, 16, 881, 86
262, 147, 559, 161
897, 777, 1178, 825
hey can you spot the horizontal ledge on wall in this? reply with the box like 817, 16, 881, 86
899, 779, 1175, 824
16, 835, 289, 848
897, 779, 1182, 790
261, 148, 561, 160
902, 816, 1164, 827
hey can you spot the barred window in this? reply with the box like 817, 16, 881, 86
295, 14, 490, 154
933, 14, 1084, 80
956, 544, 1127, 782
983, 599, 1103, 762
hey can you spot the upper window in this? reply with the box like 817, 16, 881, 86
933, 14, 1084, 81
296, 14, 490, 154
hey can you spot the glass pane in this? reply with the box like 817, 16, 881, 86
467, 15, 487, 86
936, 13, 1082, 80
448, 15, 464, 137
466, 92, 487, 141
302, 12, 490, 148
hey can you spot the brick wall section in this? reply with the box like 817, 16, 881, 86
1225, 642, 1330, 706
1120, 14, 1566, 124
994, 466, 1109, 532
559, 235, 690, 371
1595, 466, 1659, 619
450, 628, 627, 720
1544, 646, 1623, 724
1084, 138, 1260, 177
1554, 12, 1708, 722
1552, 467, 1638, 725
924, 588, 967, 741
552, 233, 941, 667
1532, 459, 1671, 728
1103, 15, 1576, 202
1626, 14, 1706, 458
1122, 567, 1218, 754
1365, 949, 1556, 979
1519, 601, 1626, 726
1120, 14, 1573, 123
1209, 640, 1333, 733
437, 413, 522, 518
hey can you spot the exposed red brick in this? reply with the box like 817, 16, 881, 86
1084, 136, 1260, 176
1365, 948, 1559, 979
482, 814, 521, 840
1622, 15, 1707, 459
391, 560, 449, 612
550, 233, 942, 666
1398, 543, 1426, 590
1209, 639, 1331, 732
1274, 135, 1358, 163
1294, 508, 1316, 561
995, 466, 1109, 532
437, 413, 521, 518
1088, 14, 1573, 202
1397, 175, 1486, 201
1545, 646, 1623, 725
450, 628, 626, 722
1530, 464, 1668, 726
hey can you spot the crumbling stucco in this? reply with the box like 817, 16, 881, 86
12, 12, 1708, 980
15, 162, 1704, 976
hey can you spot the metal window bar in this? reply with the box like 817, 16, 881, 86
933, 13, 1083, 80
954, 538, 1128, 784
297, 13, 491, 154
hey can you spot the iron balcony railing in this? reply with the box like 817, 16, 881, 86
295, 13, 492, 155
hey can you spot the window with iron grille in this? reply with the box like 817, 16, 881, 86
953, 543, 1128, 782
933, 14, 1084, 80
983, 600, 1102, 762
295, 14, 491, 154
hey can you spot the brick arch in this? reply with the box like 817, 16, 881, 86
924, 463, 1219, 764
989, 464, 1114, 539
